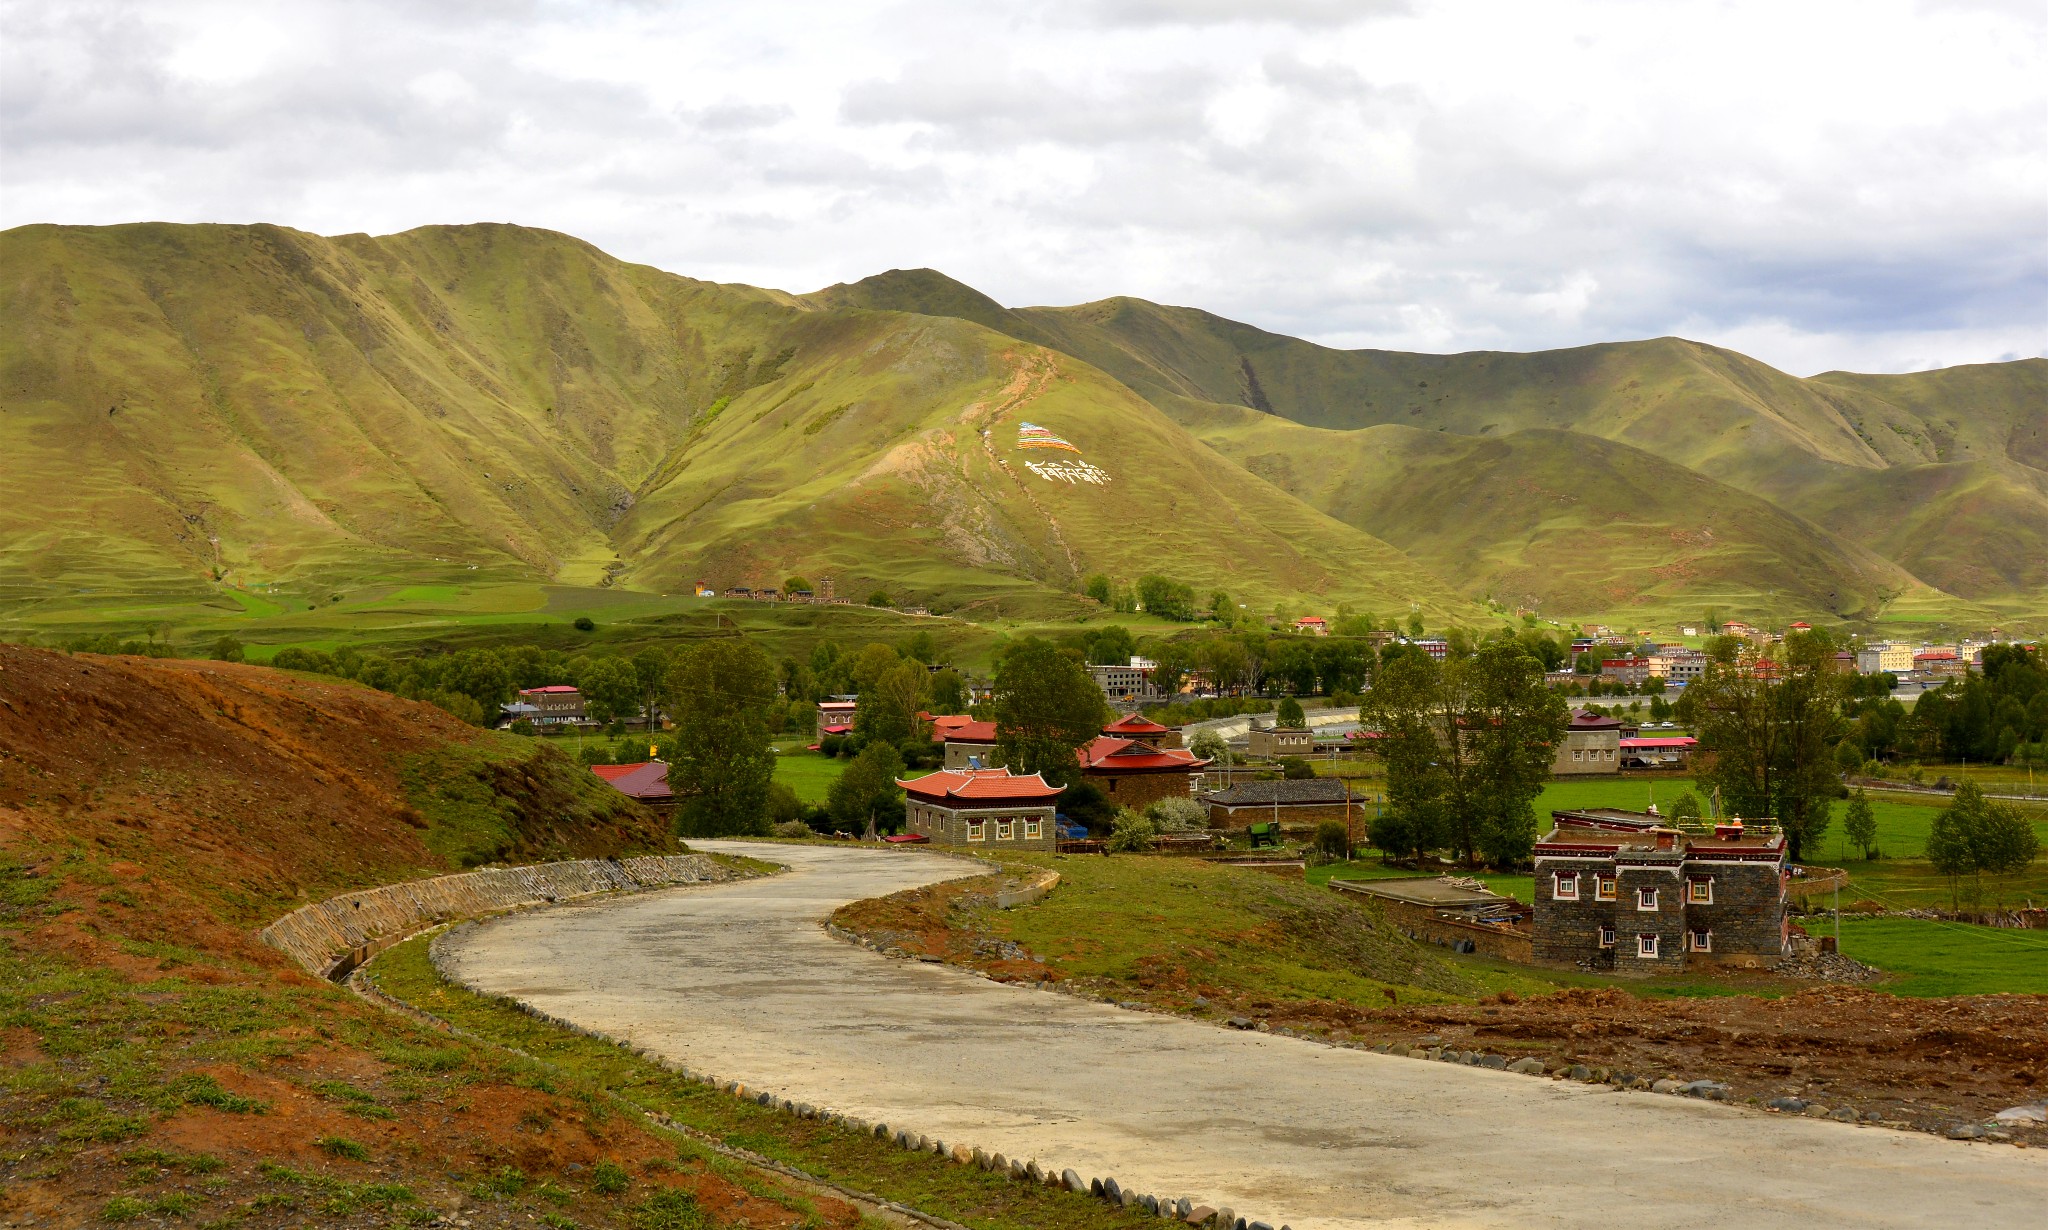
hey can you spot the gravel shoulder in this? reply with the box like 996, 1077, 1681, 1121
437, 841, 2048, 1230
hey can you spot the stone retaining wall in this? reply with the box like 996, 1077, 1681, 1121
996, 870, 1060, 910
259, 854, 727, 979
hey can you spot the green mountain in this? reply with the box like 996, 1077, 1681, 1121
0, 223, 1466, 622
2, 226, 2037, 633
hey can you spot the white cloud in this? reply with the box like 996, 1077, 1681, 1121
1, 0, 2041, 375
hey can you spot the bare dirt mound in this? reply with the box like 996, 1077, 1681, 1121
0, 646, 850, 1229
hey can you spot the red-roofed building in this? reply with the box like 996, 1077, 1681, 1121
928, 714, 1002, 769
816, 699, 857, 740
1294, 615, 1329, 636
516, 684, 585, 727
1619, 735, 1697, 769
1077, 736, 1211, 808
591, 761, 673, 807
1554, 709, 1622, 776
1100, 712, 1183, 749
898, 768, 1062, 849
1913, 648, 1966, 679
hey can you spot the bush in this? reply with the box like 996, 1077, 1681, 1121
1144, 796, 1207, 832
317, 1136, 371, 1162
818, 734, 846, 758
590, 1160, 631, 1195
771, 820, 814, 839
573, 616, 596, 631
209, 635, 245, 663
632, 1188, 707, 1230
1313, 819, 1351, 861
1277, 757, 1315, 780
1107, 809, 1158, 852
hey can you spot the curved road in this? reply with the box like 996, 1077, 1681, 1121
438, 842, 2045, 1229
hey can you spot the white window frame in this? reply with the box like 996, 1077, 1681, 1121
1553, 872, 1579, 901
1638, 933, 1659, 958
1023, 818, 1042, 841
1598, 926, 1616, 949
1596, 876, 1617, 901
966, 820, 986, 843
1572, 749, 1583, 763
996, 820, 1014, 841
1687, 877, 1713, 905
1689, 929, 1712, 953
1637, 886, 1659, 911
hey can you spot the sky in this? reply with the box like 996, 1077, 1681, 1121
3, 0, 2044, 375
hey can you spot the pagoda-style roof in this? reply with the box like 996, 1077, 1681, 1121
1077, 735, 1210, 773
1102, 713, 1171, 737
928, 714, 999, 744
897, 768, 1062, 803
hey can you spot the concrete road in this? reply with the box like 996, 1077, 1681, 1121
438, 841, 2046, 1229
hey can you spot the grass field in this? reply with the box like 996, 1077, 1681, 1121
1832, 917, 2048, 996
773, 748, 850, 803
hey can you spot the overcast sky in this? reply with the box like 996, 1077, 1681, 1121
4, 0, 2044, 375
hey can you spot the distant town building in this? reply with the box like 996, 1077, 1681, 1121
816, 699, 857, 740
1532, 809, 1789, 972
1078, 715, 1210, 808
1247, 724, 1313, 760
1600, 656, 1667, 687
591, 761, 673, 807
928, 714, 1000, 770
1912, 648, 1966, 680
1856, 643, 1914, 674
1662, 648, 1708, 685
1618, 734, 1697, 769
1088, 657, 1162, 703
1409, 638, 1449, 661
1553, 709, 1622, 775
898, 768, 1061, 849
512, 685, 585, 727
1294, 615, 1329, 636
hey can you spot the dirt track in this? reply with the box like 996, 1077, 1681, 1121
438, 842, 2048, 1230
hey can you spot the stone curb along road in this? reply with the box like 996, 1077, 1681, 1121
434, 841, 2048, 1230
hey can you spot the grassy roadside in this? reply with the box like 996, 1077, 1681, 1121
365, 933, 1159, 1230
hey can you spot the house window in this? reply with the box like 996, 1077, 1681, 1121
1553, 872, 1579, 901
1024, 818, 1042, 840
1689, 929, 1712, 952
1637, 886, 1658, 911
1638, 933, 1659, 958
1687, 878, 1713, 904
996, 820, 1014, 841
1599, 926, 1616, 948
1572, 750, 1583, 763
966, 821, 986, 843
1596, 876, 1617, 901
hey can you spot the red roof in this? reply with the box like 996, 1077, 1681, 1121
1569, 710, 1624, 730
1295, 616, 1326, 626
590, 763, 640, 781
1077, 736, 1210, 773
521, 685, 580, 694
821, 724, 852, 735
595, 761, 671, 801
1102, 713, 1170, 737
1914, 649, 1958, 661
929, 715, 998, 744
1620, 737, 1697, 749
897, 768, 1063, 802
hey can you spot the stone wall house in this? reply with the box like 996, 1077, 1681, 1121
815, 699, 857, 741
1532, 809, 1788, 973
898, 768, 1061, 850
928, 715, 1001, 770
517, 685, 586, 727
1102, 712, 1184, 749
1551, 709, 1622, 775
1077, 734, 1210, 810
1247, 726, 1313, 759
1203, 778, 1362, 831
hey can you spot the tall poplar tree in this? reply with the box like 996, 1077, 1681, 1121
664, 638, 777, 838
991, 638, 1106, 787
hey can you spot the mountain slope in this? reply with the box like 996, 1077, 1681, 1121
0, 224, 1470, 619
1175, 401, 1936, 617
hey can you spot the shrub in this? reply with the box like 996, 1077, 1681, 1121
633, 1188, 708, 1230
209, 635, 245, 663
591, 1160, 632, 1195
1107, 809, 1158, 852
1313, 819, 1351, 861
1277, 757, 1315, 780
573, 616, 596, 632
1144, 796, 1207, 833
317, 1136, 371, 1162
771, 820, 813, 839
818, 734, 846, 758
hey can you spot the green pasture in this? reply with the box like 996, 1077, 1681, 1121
772, 749, 850, 804
1832, 917, 2048, 996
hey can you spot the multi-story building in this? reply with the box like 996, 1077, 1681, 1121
1599, 656, 1667, 688
1088, 657, 1161, 703
1532, 809, 1789, 972
1078, 715, 1210, 808
515, 685, 585, 727
898, 768, 1062, 849
1913, 649, 1967, 680
1662, 648, 1707, 686
928, 715, 1000, 770
815, 699, 857, 740
1552, 709, 1622, 775
1855, 643, 1914, 674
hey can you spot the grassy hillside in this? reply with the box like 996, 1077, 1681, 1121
0, 223, 1471, 624
1177, 401, 1942, 620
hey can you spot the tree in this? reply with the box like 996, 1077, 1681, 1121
665, 639, 777, 838
573, 616, 595, 631
1209, 590, 1234, 622
1144, 796, 1207, 832
1135, 575, 1196, 621
866, 589, 891, 607
1669, 791, 1703, 822
444, 649, 513, 717
1085, 624, 1136, 666
783, 575, 812, 594
828, 742, 905, 836
1406, 612, 1425, 638
856, 660, 929, 746
1189, 727, 1228, 765
1688, 630, 1846, 861
631, 648, 670, 730
1108, 809, 1158, 852
578, 655, 642, 726
1276, 697, 1306, 728
209, 636, 245, 663
1277, 757, 1315, 780
1361, 641, 1566, 867
1266, 639, 1316, 696
1313, 820, 1351, 861
903, 630, 938, 665
1084, 574, 1113, 606
1927, 781, 2039, 908
990, 638, 1105, 787
929, 668, 968, 715
846, 642, 901, 695
1843, 788, 1878, 860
